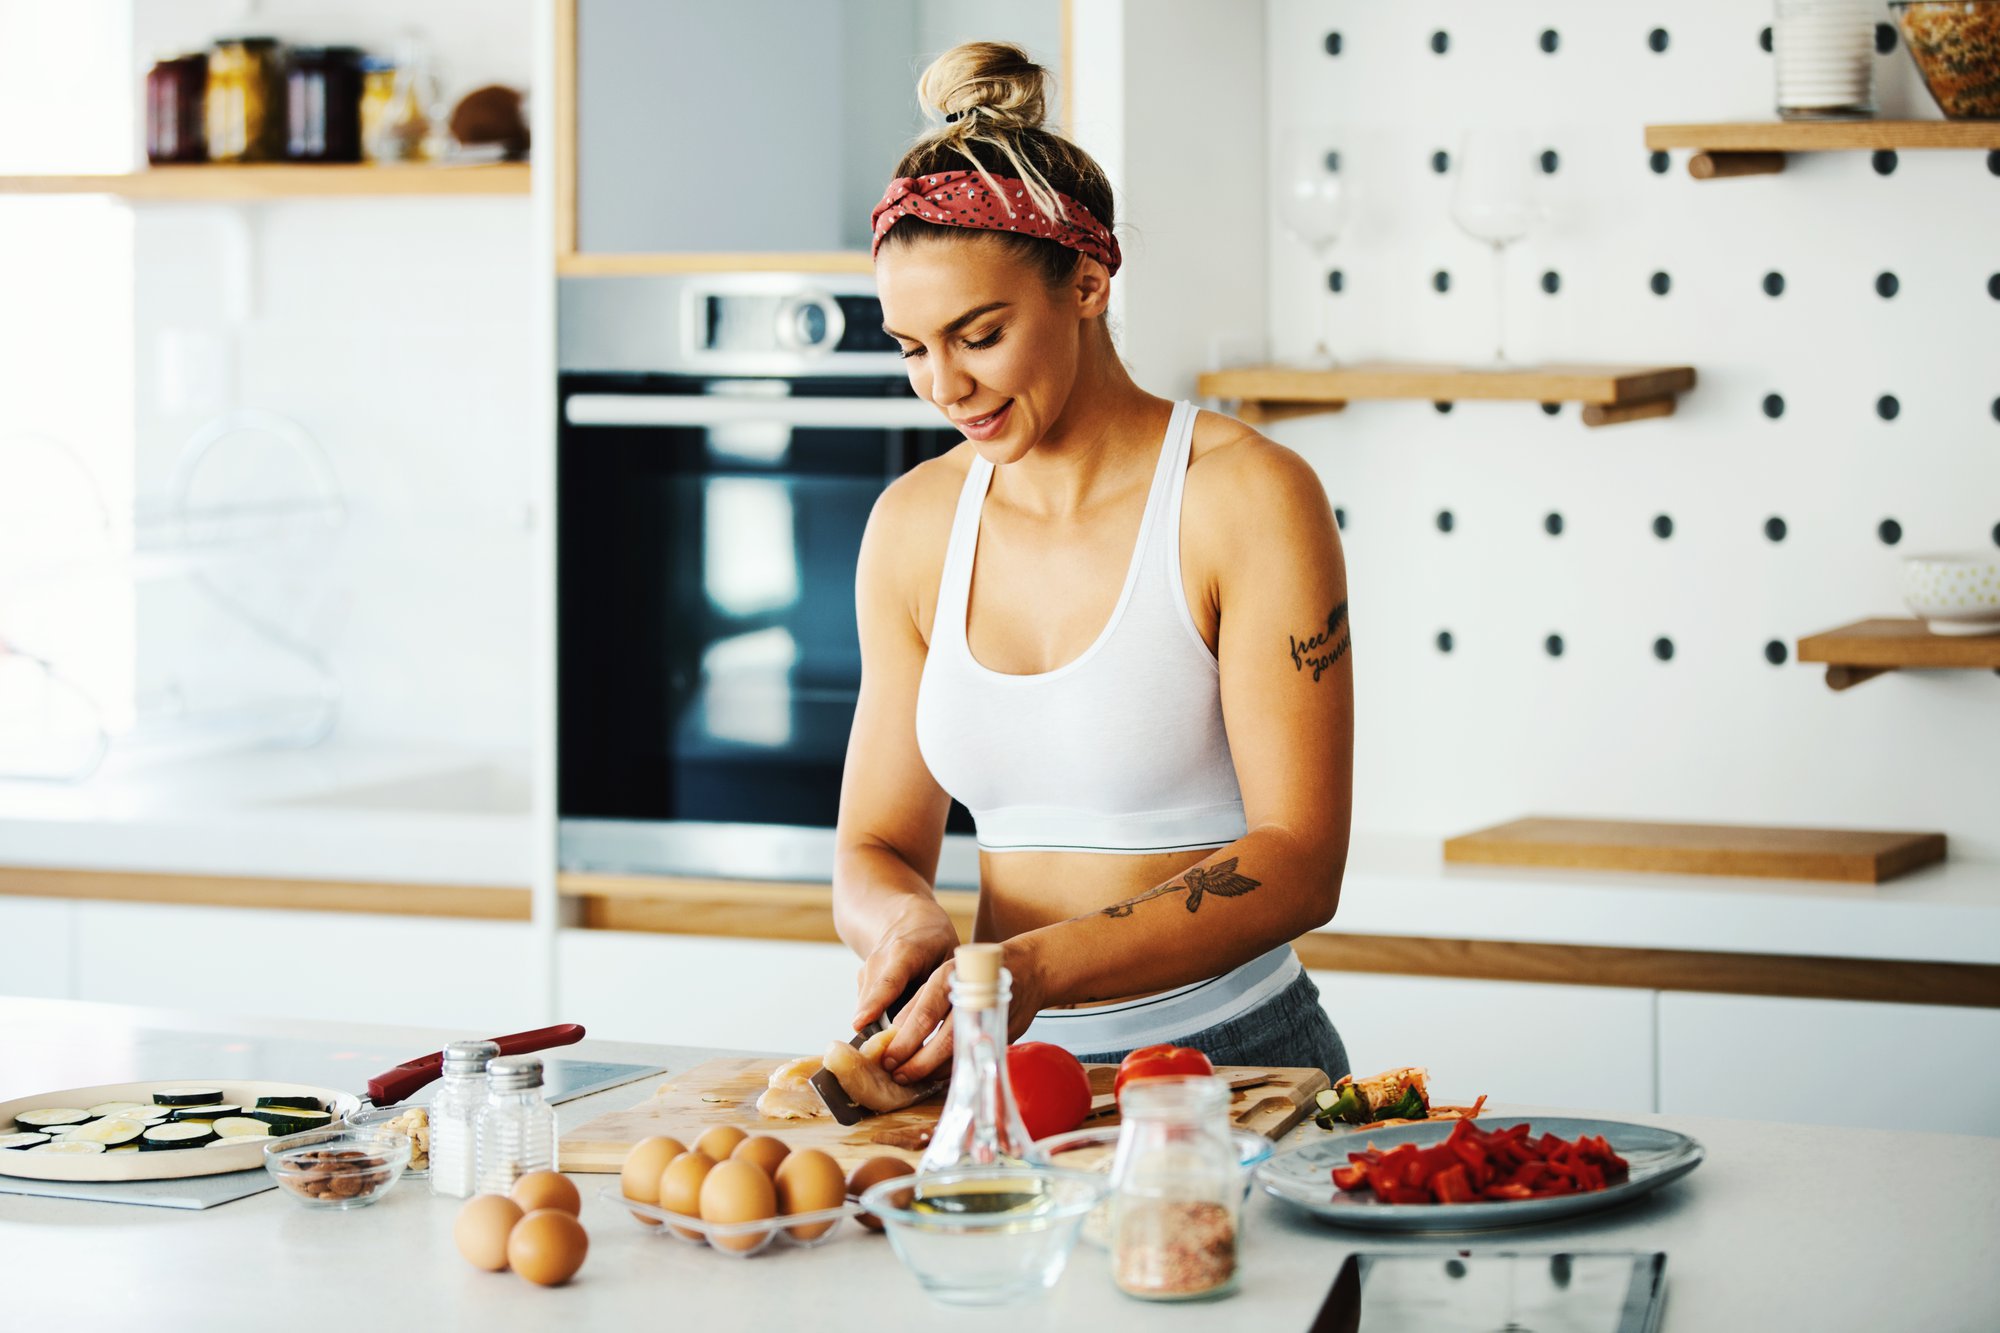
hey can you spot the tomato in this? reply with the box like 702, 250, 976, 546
1005, 1042, 1093, 1141
1112, 1044, 1215, 1104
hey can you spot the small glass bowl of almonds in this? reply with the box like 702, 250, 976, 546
344, 1103, 430, 1176
265, 1128, 410, 1209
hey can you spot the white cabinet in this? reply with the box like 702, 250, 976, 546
1658, 992, 2000, 1137
0, 897, 74, 998
1310, 971, 1658, 1113
71, 902, 543, 1032
557, 930, 858, 1055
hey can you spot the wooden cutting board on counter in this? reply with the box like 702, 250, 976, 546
559, 1058, 1330, 1172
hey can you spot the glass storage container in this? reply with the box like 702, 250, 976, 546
145, 54, 209, 163
427, 1038, 499, 1199
206, 37, 285, 162
1108, 1076, 1241, 1301
918, 943, 1045, 1174
474, 1055, 557, 1194
286, 46, 364, 162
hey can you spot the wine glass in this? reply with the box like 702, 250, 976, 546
1450, 129, 1544, 367
1276, 129, 1349, 366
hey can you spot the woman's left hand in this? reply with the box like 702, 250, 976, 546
880, 935, 1056, 1084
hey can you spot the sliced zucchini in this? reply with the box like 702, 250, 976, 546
253, 1095, 326, 1112
209, 1116, 272, 1139
167, 1103, 242, 1123
140, 1122, 217, 1150
84, 1101, 149, 1119
29, 1140, 105, 1154
64, 1118, 146, 1147
106, 1144, 141, 1153
0, 1132, 51, 1150
152, 1087, 225, 1106
14, 1108, 91, 1129
249, 1108, 333, 1134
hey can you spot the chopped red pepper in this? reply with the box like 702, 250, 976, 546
1328, 1120, 1632, 1207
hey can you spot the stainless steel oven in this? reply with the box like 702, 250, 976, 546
557, 274, 979, 885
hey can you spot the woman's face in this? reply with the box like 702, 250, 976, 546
876, 234, 1106, 466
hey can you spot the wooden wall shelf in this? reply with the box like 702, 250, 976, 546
0, 164, 530, 200
1646, 121, 2000, 179
1197, 362, 1695, 428
1797, 617, 2000, 690
1444, 816, 1945, 885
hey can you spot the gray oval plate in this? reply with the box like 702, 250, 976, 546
1256, 1116, 1703, 1233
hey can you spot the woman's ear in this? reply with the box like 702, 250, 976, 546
1071, 257, 1113, 320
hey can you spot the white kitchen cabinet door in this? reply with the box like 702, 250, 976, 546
558, 930, 859, 1055
0, 898, 74, 998
1310, 971, 1657, 1114
71, 903, 543, 1032
1659, 992, 2000, 1136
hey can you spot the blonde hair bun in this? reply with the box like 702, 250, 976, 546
919, 41, 1049, 133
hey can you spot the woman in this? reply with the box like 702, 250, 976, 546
833, 42, 1353, 1089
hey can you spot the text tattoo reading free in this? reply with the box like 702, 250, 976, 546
1290, 602, 1350, 683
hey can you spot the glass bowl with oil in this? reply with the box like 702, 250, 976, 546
859, 1165, 1108, 1305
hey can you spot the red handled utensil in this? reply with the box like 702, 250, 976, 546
365, 1023, 586, 1107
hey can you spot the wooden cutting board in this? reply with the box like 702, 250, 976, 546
1444, 816, 1946, 884
559, 1058, 1330, 1173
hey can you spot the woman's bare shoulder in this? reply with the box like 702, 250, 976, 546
1183, 409, 1333, 527
858, 443, 975, 612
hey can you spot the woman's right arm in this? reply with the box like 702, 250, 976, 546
834, 471, 959, 1033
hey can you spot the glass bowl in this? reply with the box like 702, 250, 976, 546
264, 1127, 409, 1209
1036, 1125, 1273, 1247
342, 1104, 430, 1177
859, 1165, 1108, 1306
598, 1183, 859, 1257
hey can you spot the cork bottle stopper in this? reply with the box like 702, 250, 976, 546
955, 942, 1002, 985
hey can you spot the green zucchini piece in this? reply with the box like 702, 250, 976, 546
209, 1116, 273, 1139
0, 1132, 51, 1150
152, 1088, 225, 1106
167, 1103, 242, 1123
253, 1095, 326, 1112
14, 1108, 90, 1129
140, 1122, 217, 1150
65, 1117, 146, 1147
29, 1140, 105, 1154
249, 1108, 332, 1134
84, 1101, 149, 1119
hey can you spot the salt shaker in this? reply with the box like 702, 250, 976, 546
1109, 1075, 1241, 1301
427, 1039, 499, 1199
474, 1055, 558, 1194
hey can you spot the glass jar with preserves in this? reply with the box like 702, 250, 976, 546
1108, 1075, 1241, 1301
286, 46, 364, 163
145, 53, 209, 164
358, 57, 397, 162
206, 37, 285, 162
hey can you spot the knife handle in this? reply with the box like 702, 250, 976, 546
366, 1023, 587, 1106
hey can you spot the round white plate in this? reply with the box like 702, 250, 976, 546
0, 1080, 359, 1182
1257, 1116, 1703, 1233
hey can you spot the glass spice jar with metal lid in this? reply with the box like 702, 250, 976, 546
145, 53, 209, 163
206, 37, 285, 162
474, 1055, 558, 1195
427, 1038, 500, 1200
1108, 1075, 1242, 1301
286, 46, 365, 163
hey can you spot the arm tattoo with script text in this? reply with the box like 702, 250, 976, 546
1099, 857, 1263, 919
1288, 600, 1351, 682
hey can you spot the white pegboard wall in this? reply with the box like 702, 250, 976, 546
1258, 1, 2000, 856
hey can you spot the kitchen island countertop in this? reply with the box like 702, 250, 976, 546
3, 999, 1995, 1330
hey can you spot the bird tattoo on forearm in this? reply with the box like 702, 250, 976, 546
1099, 857, 1264, 919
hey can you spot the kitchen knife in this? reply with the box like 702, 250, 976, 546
364, 1023, 586, 1107
810, 978, 943, 1126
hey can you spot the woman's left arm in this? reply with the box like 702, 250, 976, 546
886, 435, 1353, 1082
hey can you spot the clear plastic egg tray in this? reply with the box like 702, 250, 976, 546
599, 1185, 864, 1258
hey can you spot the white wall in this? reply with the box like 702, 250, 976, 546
1238, 0, 1999, 854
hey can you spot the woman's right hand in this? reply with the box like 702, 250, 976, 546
852, 899, 959, 1035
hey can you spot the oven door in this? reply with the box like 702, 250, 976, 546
557, 377, 978, 883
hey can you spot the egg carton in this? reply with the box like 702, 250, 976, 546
599, 1186, 864, 1258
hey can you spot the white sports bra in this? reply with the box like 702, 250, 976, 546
914, 400, 1248, 855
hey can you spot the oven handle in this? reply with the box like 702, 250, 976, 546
564, 394, 946, 430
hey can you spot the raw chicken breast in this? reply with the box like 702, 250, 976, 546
822, 1027, 930, 1114
755, 1054, 829, 1120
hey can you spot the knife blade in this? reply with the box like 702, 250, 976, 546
810, 977, 942, 1126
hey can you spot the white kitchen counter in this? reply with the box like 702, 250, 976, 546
3, 1000, 1995, 1331
0, 739, 535, 886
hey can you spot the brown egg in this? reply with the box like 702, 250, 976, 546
454, 1193, 524, 1271
507, 1207, 589, 1287
773, 1148, 846, 1240
731, 1134, 791, 1179
658, 1150, 716, 1241
698, 1158, 778, 1253
694, 1124, 747, 1162
846, 1156, 915, 1232
510, 1169, 581, 1218
619, 1136, 687, 1219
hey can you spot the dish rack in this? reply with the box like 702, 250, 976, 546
0, 411, 347, 782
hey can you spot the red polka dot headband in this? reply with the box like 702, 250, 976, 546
870, 170, 1122, 275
